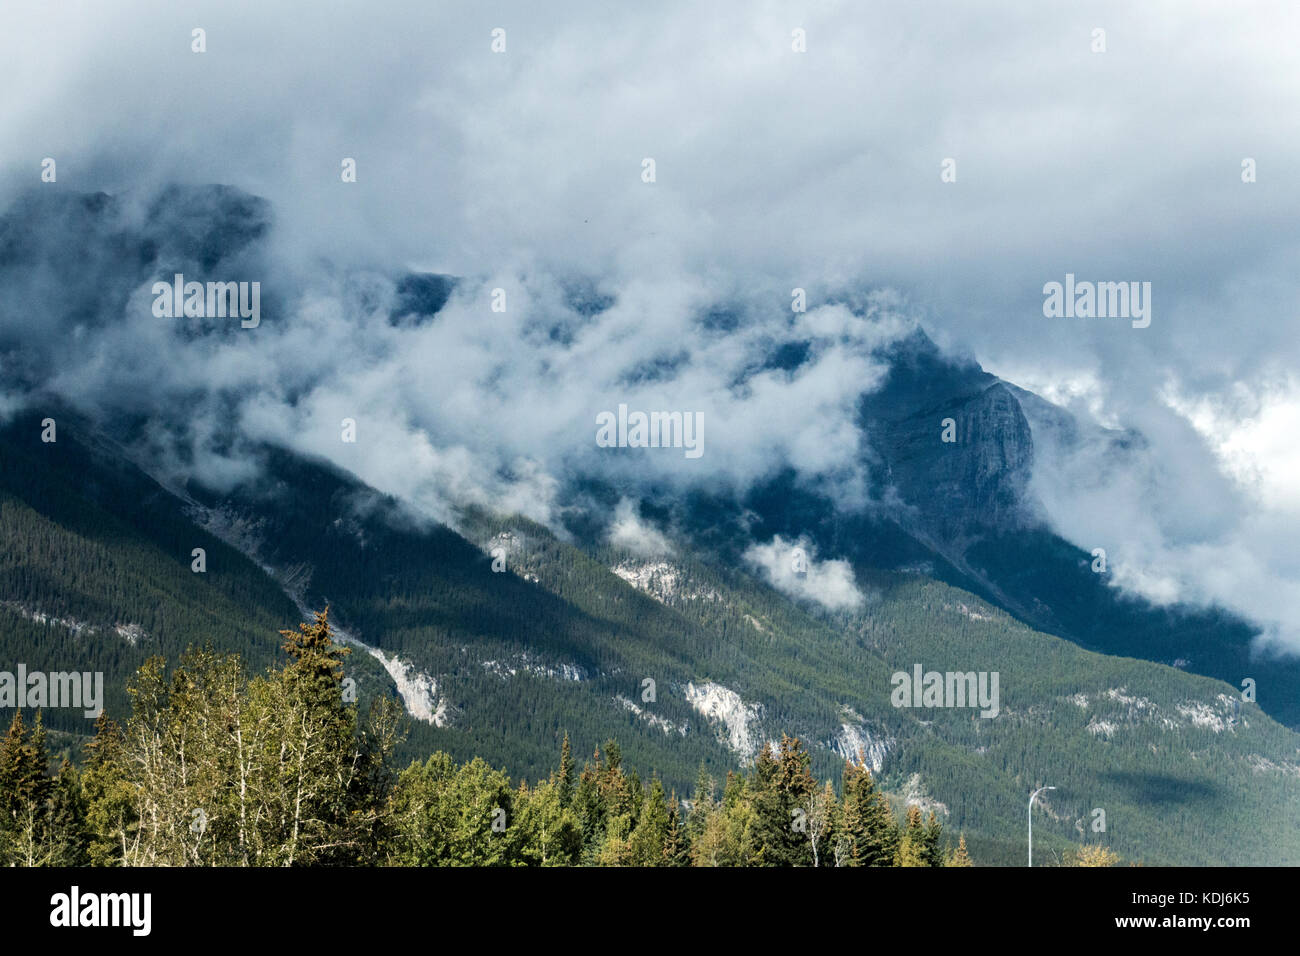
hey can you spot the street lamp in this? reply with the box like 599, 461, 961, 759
1028, 785, 1056, 867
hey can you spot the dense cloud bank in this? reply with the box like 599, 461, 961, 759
1, 1, 1297, 648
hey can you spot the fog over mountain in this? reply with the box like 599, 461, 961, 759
1, 0, 1298, 654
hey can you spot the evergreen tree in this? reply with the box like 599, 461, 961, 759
594, 811, 633, 866
82, 714, 134, 867
895, 806, 928, 867
663, 790, 688, 866
573, 747, 606, 855
945, 833, 973, 867
511, 779, 582, 866
0, 710, 54, 865
838, 752, 899, 866
389, 753, 515, 865
278, 607, 351, 712
47, 759, 89, 865
628, 778, 671, 866
921, 810, 945, 867
556, 731, 575, 808
684, 765, 715, 848
749, 735, 817, 866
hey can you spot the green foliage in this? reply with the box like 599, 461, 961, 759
75, 615, 402, 865
838, 753, 899, 866
0, 710, 86, 865
5, 617, 949, 866
946, 833, 973, 867
389, 753, 515, 866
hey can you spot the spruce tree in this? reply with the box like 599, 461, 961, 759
750, 735, 816, 866
627, 778, 670, 866
921, 810, 945, 867
895, 805, 928, 866
511, 779, 582, 866
82, 714, 134, 867
684, 765, 715, 847
279, 607, 351, 715
839, 752, 899, 866
556, 731, 575, 808
573, 748, 606, 855
945, 833, 973, 867
47, 759, 89, 865
0, 710, 55, 865
663, 790, 688, 866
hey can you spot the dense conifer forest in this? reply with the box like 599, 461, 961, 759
0, 611, 988, 867
4, 419, 1300, 866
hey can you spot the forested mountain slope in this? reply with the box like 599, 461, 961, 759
2, 413, 1297, 865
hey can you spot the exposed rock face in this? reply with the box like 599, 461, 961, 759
861, 331, 1036, 539
615, 695, 689, 736
828, 719, 891, 773
612, 561, 681, 601
901, 772, 949, 817
612, 560, 721, 605
365, 646, 452, 727
482, 654, 588, 682
684, 681, 764, 763
0, 600, 145, 642
1073, 687, 1244, 737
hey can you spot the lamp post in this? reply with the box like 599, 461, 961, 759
1029, 786, 1055, 867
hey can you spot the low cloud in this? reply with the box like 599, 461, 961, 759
1017, 374, 1300, 654
743, 535, 864, 611
1, 0, 1298, 652
606, 499, 674, 557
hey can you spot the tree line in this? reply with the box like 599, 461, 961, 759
0, 610, 981, 866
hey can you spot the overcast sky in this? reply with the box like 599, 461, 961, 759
2, 1, 1299, 651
